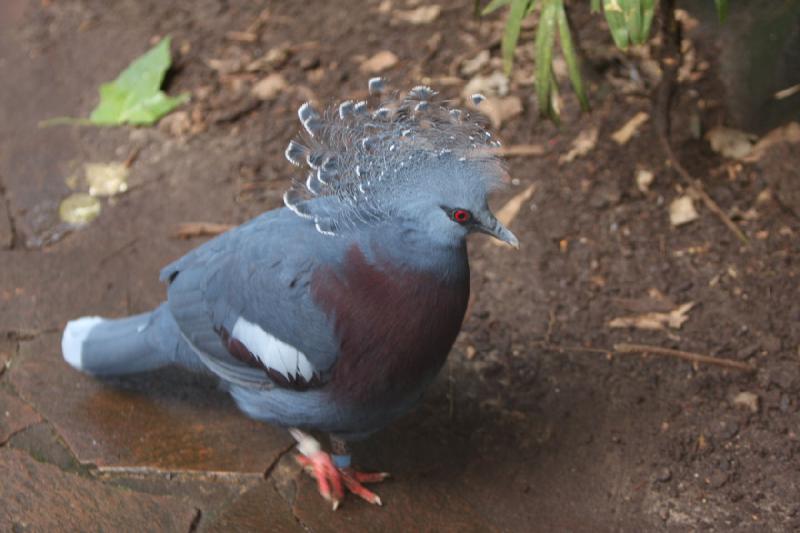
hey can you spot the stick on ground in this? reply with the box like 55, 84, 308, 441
614, 342, 756, 372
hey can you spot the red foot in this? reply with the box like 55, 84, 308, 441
295, 452, 389, 509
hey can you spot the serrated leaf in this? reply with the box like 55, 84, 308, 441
556, 0, 589, 112
88, 37, 189, 126
714, 0, 729, 22
501, 0, 531, 75
535, 0, 559, 119
482, 0, 513, 15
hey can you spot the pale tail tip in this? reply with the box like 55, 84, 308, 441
61, 316, 104, 370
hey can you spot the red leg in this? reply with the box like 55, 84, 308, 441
290, 429, 389, 510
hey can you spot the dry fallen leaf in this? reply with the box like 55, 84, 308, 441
173, 222, 235, 239
491, 185, 536, 246
669, 195, 699, 226
609, 302, 695, 331
774, 83, 800, 101
159, 110, 192, 137
559, 127, 598, 164
470, 96, 522, 129
636, 169, 655, 192
462, 71, 510, 99
706, 126, 758, 160
733, 391, 759, 413
493, 144, 545, 158
85, 162, 129, 197
611, 112, 649, 145
461, 50, 490, 77
59, 193, 102, 225
359, 50, 399, 74
251, 73, 287, 100
741, 122, 800, 163
393, 5, 441, 24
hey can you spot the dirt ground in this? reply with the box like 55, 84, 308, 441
1, 0, 799, 531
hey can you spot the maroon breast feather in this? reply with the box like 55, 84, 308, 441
311, 245, 469, 404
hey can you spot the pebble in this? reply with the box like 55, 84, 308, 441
707, 471, 728, 489
733, 391, 759, 413
654, 467, 672, 482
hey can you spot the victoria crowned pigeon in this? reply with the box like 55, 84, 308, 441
61, 79, 519, 509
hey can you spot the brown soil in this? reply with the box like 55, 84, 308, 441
1, 0, 798, 531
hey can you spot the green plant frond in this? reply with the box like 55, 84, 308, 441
641, 0, 656, 43
482, 0, 513, 15
524, 0, 539, 16
556, 1, 589, 112
535, 0, 559, 118
626, 0, 643, 43
603, 0, 631, 49
602, 0, 656, 48
714, 0, 729, 22
502, 0, 532, 75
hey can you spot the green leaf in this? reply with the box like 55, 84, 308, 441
535, 0, 559, 119
590, 0, 601, 13
603, 0, 631, 49
626, 0, 643, 44
501, 0, 531, 75
640, 0, 656, 44
88, 37, 189, 126
714, 0, 729, 22
482, 0, 513, 15
556, 0, 589, 112
602, 0, 655, 49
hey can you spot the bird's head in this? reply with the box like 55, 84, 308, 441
392, 160, 518, 249
282, 79, 518, 249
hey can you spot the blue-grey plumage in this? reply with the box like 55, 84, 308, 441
61, 81, 519, 507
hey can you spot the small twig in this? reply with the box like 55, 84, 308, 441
653, 0, 749, 245
123, 147, 141, 169
614, 342, 756, 372
535, 341, 611, 356
172, 222, 234, 239
491, 144, 546, 157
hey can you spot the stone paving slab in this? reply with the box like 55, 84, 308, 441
0, 448, 198, 532
7, 421, 85, 473
10, 334, 293, 473
0, 388, 41, 444
204, 480, 304, 533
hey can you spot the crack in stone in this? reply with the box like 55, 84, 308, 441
187, 508, 202, 533
264, 441, 312, 531
263, 440, 296, 480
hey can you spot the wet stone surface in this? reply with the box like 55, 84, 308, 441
0, 388, 41, 445
1, 448, 198, 532
204, 480, 303, 533
10, 334, 292, 473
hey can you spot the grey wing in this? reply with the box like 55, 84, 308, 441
162, 211, 341, 390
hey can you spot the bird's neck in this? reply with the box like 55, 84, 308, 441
364, 225, 469, 286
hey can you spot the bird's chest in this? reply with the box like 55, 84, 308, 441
312, 245, 469, 404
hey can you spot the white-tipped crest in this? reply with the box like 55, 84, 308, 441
282, 80, 504, 235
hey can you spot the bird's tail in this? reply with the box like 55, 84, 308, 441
61, 303, 188, 376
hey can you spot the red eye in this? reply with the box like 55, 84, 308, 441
452, 209, 472, 224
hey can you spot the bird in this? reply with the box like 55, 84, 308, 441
61, 78, 519, 509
